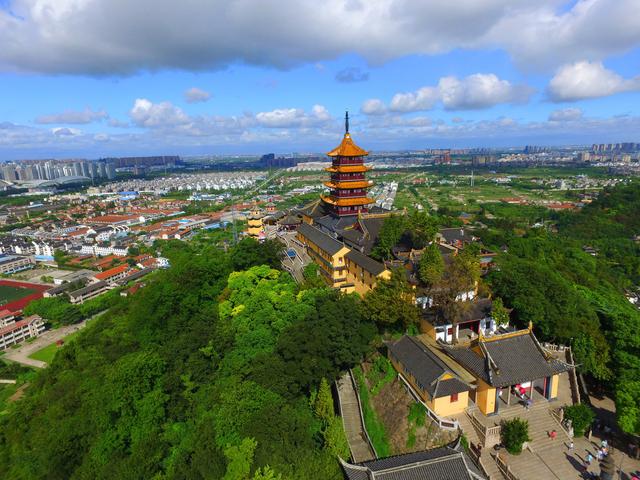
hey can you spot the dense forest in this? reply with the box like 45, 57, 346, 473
0, 238, 375, 479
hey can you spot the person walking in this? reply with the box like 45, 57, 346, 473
549, 430, 557, 440
525, 398, 532, 411
568, 440, 574, 451
585, 452, 593, 466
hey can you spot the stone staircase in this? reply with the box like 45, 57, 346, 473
490, 402, 587, 479
456, 409, 505, 480
336, 372, 376, 463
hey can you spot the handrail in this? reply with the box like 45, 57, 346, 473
466, 408, 501, 448
348, 369, 378, 459
396, 372, 459, 431
494, 452, 521, 480
566, 346, 581, 405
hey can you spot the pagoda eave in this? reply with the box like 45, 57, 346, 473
323, 180, 373, 189
321, 195, 374, 207
325, 165, 371, 173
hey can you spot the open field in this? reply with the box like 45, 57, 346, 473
28, 330, 81, 364
0, 284, 38, 306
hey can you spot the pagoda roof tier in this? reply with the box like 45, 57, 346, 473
325, 164, 371, 173
327, 133, 368, 157
323, 180, 373, 190
321, 195, 374, 207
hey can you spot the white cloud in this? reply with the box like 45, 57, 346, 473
361, 99, 387, 115
363, 73, 533, 114
184, 87, 211, 103
129, 99, 190, 128
256, 105, 331, 128
547, 61, 640, 102
0, 0, 638, 75
35, 107, 108, 124
548, 107, 583, 121
390, 87, 439, 112
438, 74, 532, 110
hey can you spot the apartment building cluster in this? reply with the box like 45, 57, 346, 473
1, 160, 116, 184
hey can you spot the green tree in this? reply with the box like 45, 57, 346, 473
491, 297, 510, 327
418, 242, 444, 288
322, 416, 350, 459
231, 238, 283, 271
253, 466, 284, 480
501, 418, 530, 455
371, 215, 408, 261
364, 268, 418, 330
314, 378, 334, 425
406, 211, 438, 249
223, 437, 257, 480
616, 379, 640, 435
301, 263, 326, 290
563, 404, 595, 437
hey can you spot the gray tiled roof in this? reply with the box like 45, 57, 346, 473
297, 222, 345, 255
388, 336, 469, 398
446, 331, 569, 388
69, 280, 108, 297
342, 445, 486, 480
346, 249, 386, 276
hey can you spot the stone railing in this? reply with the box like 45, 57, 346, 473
565, 347, 582, 405
542, 342, 569, 352
467, 408, 501, 448
494, 452, 521, 480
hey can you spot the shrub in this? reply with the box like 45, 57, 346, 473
501, 417, 530, 455
564, 403, 595, 437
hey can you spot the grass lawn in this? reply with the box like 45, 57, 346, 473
0, 285, 37, 305
28, 330, 80, 364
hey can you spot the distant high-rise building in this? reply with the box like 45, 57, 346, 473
2, 164, 17, 182
98, 162, 107, 178
106, 163, 116, 180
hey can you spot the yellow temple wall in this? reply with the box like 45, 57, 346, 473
476, 379, 496, 415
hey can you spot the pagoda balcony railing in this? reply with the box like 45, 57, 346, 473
330, 173, 365, 181
329, 190, 368, 198
333, 158, 365, 165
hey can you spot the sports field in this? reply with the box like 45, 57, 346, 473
0, 285, 38, 306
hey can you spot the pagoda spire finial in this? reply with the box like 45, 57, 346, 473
345, 110, 349, 134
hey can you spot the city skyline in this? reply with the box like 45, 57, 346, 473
1, 0, 640, 159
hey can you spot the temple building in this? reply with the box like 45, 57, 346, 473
246, 206, 265, 240
321, 112, 374, 217
340, 441, 486, 480
295, 113, 391, 294
443, 325, 570, 416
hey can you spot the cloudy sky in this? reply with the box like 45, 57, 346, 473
0, 0, 639, 159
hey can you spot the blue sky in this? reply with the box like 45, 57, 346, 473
0, 0, 639, 159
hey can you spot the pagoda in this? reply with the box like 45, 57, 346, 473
321, 112, 374, 216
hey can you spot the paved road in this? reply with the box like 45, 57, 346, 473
3, 312, 104, 368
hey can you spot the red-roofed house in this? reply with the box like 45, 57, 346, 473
94, 265, 130, 284
0, 315, 45, 350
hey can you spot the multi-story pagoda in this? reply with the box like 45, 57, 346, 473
321, 112, 374, 216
